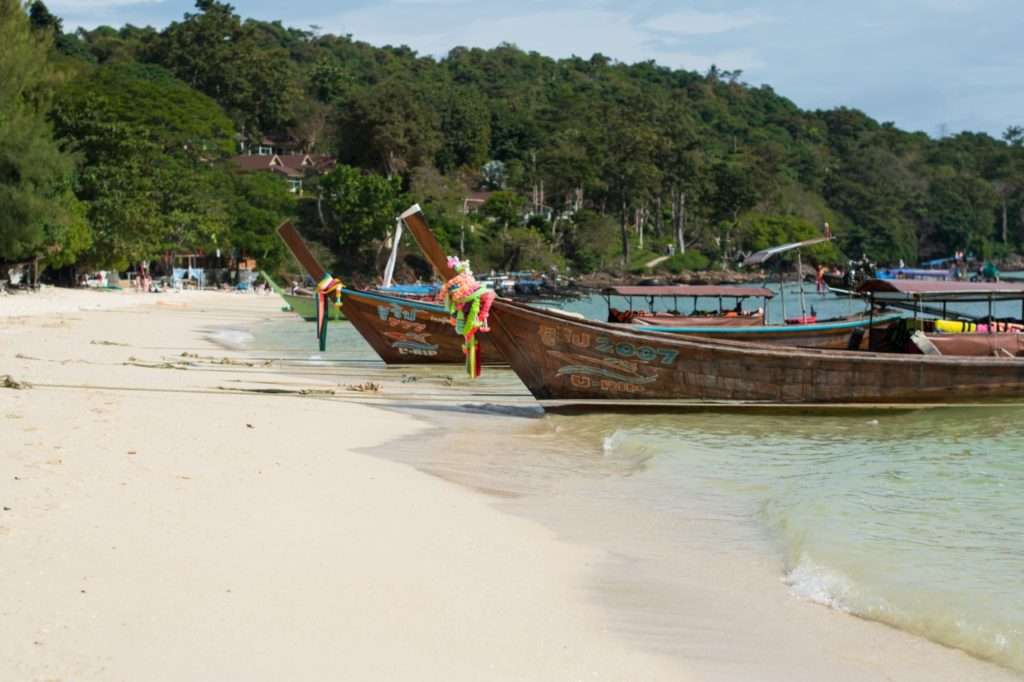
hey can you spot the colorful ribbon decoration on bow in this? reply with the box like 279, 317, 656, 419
438, 257, 496, 378
315, 274, 344, 351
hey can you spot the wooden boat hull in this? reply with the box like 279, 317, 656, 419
484, 299, 1024, 404
923, 333, 1024, 357
281, 292, 345, 322
341, 288, 501, 365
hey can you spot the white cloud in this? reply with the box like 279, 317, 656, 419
912, 0, 987, 12
644, 9, 770, 36
49, 0, 163, 8
323, 6, 763, 73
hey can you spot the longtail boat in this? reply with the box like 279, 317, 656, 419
275, 222, 500, 366
400, 205, 1024, 406
261, 270, 345, 322
859, 279, 1024, 357
280, 291, 344, 322
601, 284, 895, 350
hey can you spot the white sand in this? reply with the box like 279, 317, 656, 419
0, 289, 682, 680
2, 288, 1019, 682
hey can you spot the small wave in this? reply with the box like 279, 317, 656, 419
602, 430, 627, 455
304, 354, 331, 365
784, 553, 1024, 672
783, 553, 854, 612
206, 328, 254, 350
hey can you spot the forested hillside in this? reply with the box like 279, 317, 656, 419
3, 0, 1024, 280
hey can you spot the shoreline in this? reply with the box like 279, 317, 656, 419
3, 288, 1021, 680
0, 289, 683, 680
362, 386, 1023, 680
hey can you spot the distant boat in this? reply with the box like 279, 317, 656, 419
858, 279, 1024, 358
875, 267, 956, 281
280, 291, 345, 322
261, 271, 345, 322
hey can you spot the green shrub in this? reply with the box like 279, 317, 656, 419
664, 251, 710, 274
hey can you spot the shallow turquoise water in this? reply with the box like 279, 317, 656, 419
572, 408, 1024, 671
255, 292, 1024, 673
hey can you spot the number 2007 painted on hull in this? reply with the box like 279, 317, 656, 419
594, 337, 679, 366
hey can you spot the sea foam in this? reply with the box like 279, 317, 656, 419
783, 553, 854, 612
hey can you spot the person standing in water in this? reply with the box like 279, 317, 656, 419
815, 264, 827, 294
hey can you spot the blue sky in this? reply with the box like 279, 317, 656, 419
51, 0, 1023, 138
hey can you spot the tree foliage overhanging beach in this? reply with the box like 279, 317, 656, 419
3, 0, 1024, 278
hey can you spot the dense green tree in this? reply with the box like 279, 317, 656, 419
56, 62, 236, 156
27, 0, 59, 36
226, 171, 295, 269
924, 173, 1000, 256
144, 0, 296, 134
0, 0, 86, 265
480, 191, 523, 233
436, 86, 491, 171
11, 1, 1024, 277
318, 164, 404, 271
337, 77, 442, 176
51, 60, 238, 267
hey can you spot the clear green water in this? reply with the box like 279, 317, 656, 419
250, 292, 1024, 673
570, 408, 1024, 671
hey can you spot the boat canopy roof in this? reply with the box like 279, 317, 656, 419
857, 279, 1024, 301
743, 237, 831, 266
603, 285, 774, 299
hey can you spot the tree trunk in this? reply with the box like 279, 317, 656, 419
1003, 197, 1009, 244
620, 200, 630, 267
637, 206, 645, 252
672, 190, 687, 255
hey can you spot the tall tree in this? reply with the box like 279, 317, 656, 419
0, 0, 86, 264
317, 164, 404, 272
337, 77, 442, 176
52, 61, 238, 267
145, 0, 296, 134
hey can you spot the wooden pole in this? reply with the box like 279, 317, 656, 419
400, 205, 457, 280
797, 250, 807, 319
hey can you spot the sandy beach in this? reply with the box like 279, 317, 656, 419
1, 288, 1020, 681
0, 289, 683, 680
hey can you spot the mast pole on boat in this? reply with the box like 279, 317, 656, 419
382, 218, 403, 289
797, 250, 807, 319
778, 264, 787, 323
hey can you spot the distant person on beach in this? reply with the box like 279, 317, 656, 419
815, 264, 826, 294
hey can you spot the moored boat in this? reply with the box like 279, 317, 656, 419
275, 222, 500, 366
400, 204, 1024, 406
601, 284, 895, 349
480, 299, 1024, 404
261, 270, 346, 322
280, 291, 345, 322
859, 279, 1024, 357
339, 286, 501, 365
